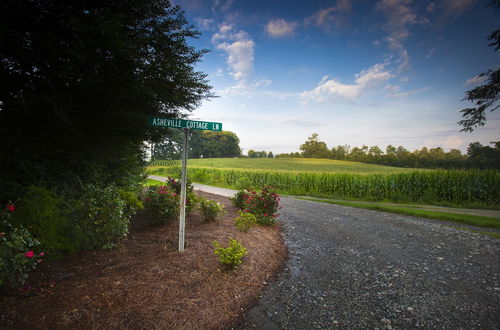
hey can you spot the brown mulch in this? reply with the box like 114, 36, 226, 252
0, 191, 287, 329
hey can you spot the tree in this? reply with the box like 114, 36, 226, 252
300, 133, 331, 158
458, 1, 499, 132
0, 0, 213, 200
197, 131, 241, 158
331, 145, 350, 160
268, 151, 274, 158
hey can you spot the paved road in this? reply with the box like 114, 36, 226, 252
149, 177, 499, 328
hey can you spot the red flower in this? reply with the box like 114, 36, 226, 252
39, 252, 45, 257
24, 251, 35, 258
6, 203, 15, 212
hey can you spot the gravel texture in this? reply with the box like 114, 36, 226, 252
149, 178, 499, 329
240, 197, 499, 329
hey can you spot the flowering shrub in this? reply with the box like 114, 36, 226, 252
164, 177, 197, 213
234, 211, 257, 233
213, 238, 248, 269
199, 198, 225, 222
1, 203, 44, 290
230, 190, 247, 209
238, 186, 280, 226
143, 185, 179, 225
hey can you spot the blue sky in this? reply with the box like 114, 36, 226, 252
175, 0, 499, 155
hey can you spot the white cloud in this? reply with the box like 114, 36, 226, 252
212, 24, 255, 81
300, 63, 393, 103
195, 18, 215, 31
376, 0, 427, 73
424, 135, 464, 150
266, 19, 298, 38
253, 79, 272, 88
464, 74, 487, 86
307, 0, 352, 30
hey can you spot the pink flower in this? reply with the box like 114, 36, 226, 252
173, 193, 177, 197
6, 203, 15, 212
39, 252, 45, 257
24, 251, 35, 258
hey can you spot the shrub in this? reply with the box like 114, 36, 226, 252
143, 185, 179, 225
164, 177, 197, 213
1, 203, 44, 290
240, 186, 280, 226
11, 186, 77, 258
230, 190, 248, 209
199, 198, 225, 222
235, 211, 257, 232
213, 238, 248, 269
118, 189, 144, 218
73, 184, 129, 250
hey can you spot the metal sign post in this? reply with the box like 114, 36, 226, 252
148, 116, 223, 252
178, 128, 189, 252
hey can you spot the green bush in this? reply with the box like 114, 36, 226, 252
1, 204, 44, 290
213, 238, 248, 269
143, 185, 179, 225
73, 184, 129, 250
230, 190, 247, 209
235, 211, 257, 232
199, 198, 225, 222
11, 186, 77, 258
119, 189, 144, 217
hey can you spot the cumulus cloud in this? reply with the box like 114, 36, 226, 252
464, 74, 487, 86
266, 18, 298, 38
300, 63, 393, 103
306, 0, 352, 30
212, 24, 255, 81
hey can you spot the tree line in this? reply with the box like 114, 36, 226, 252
152, 130, 241, 159
276, 134, 500, 169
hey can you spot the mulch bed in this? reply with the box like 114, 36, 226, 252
0, 191, 287, 329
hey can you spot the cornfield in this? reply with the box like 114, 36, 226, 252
148, 162, 499, 206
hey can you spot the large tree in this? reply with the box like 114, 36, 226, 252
0, 0, 213, 199
300, 133, 331, 158
458, 1, 499, 132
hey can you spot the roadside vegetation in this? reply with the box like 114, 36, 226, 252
298, 198, 500, 231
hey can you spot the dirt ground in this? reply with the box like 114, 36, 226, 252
0, 191, 287, 329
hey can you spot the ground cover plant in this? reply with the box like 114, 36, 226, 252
0, 191, 287, 329
148, 159, 499, 208
213, 237, 248, 269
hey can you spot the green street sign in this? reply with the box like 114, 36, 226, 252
149, 117, 222, 131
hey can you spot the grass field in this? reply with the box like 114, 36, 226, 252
147, 158, 500, 208
150, 158, 416, 174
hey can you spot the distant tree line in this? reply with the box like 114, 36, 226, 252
152, 130, 241, 159
276, 134, 500, 169
247, 150, 274, 158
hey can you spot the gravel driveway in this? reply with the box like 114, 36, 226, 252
240, 197, 499, 329
149, 178, 499, 329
